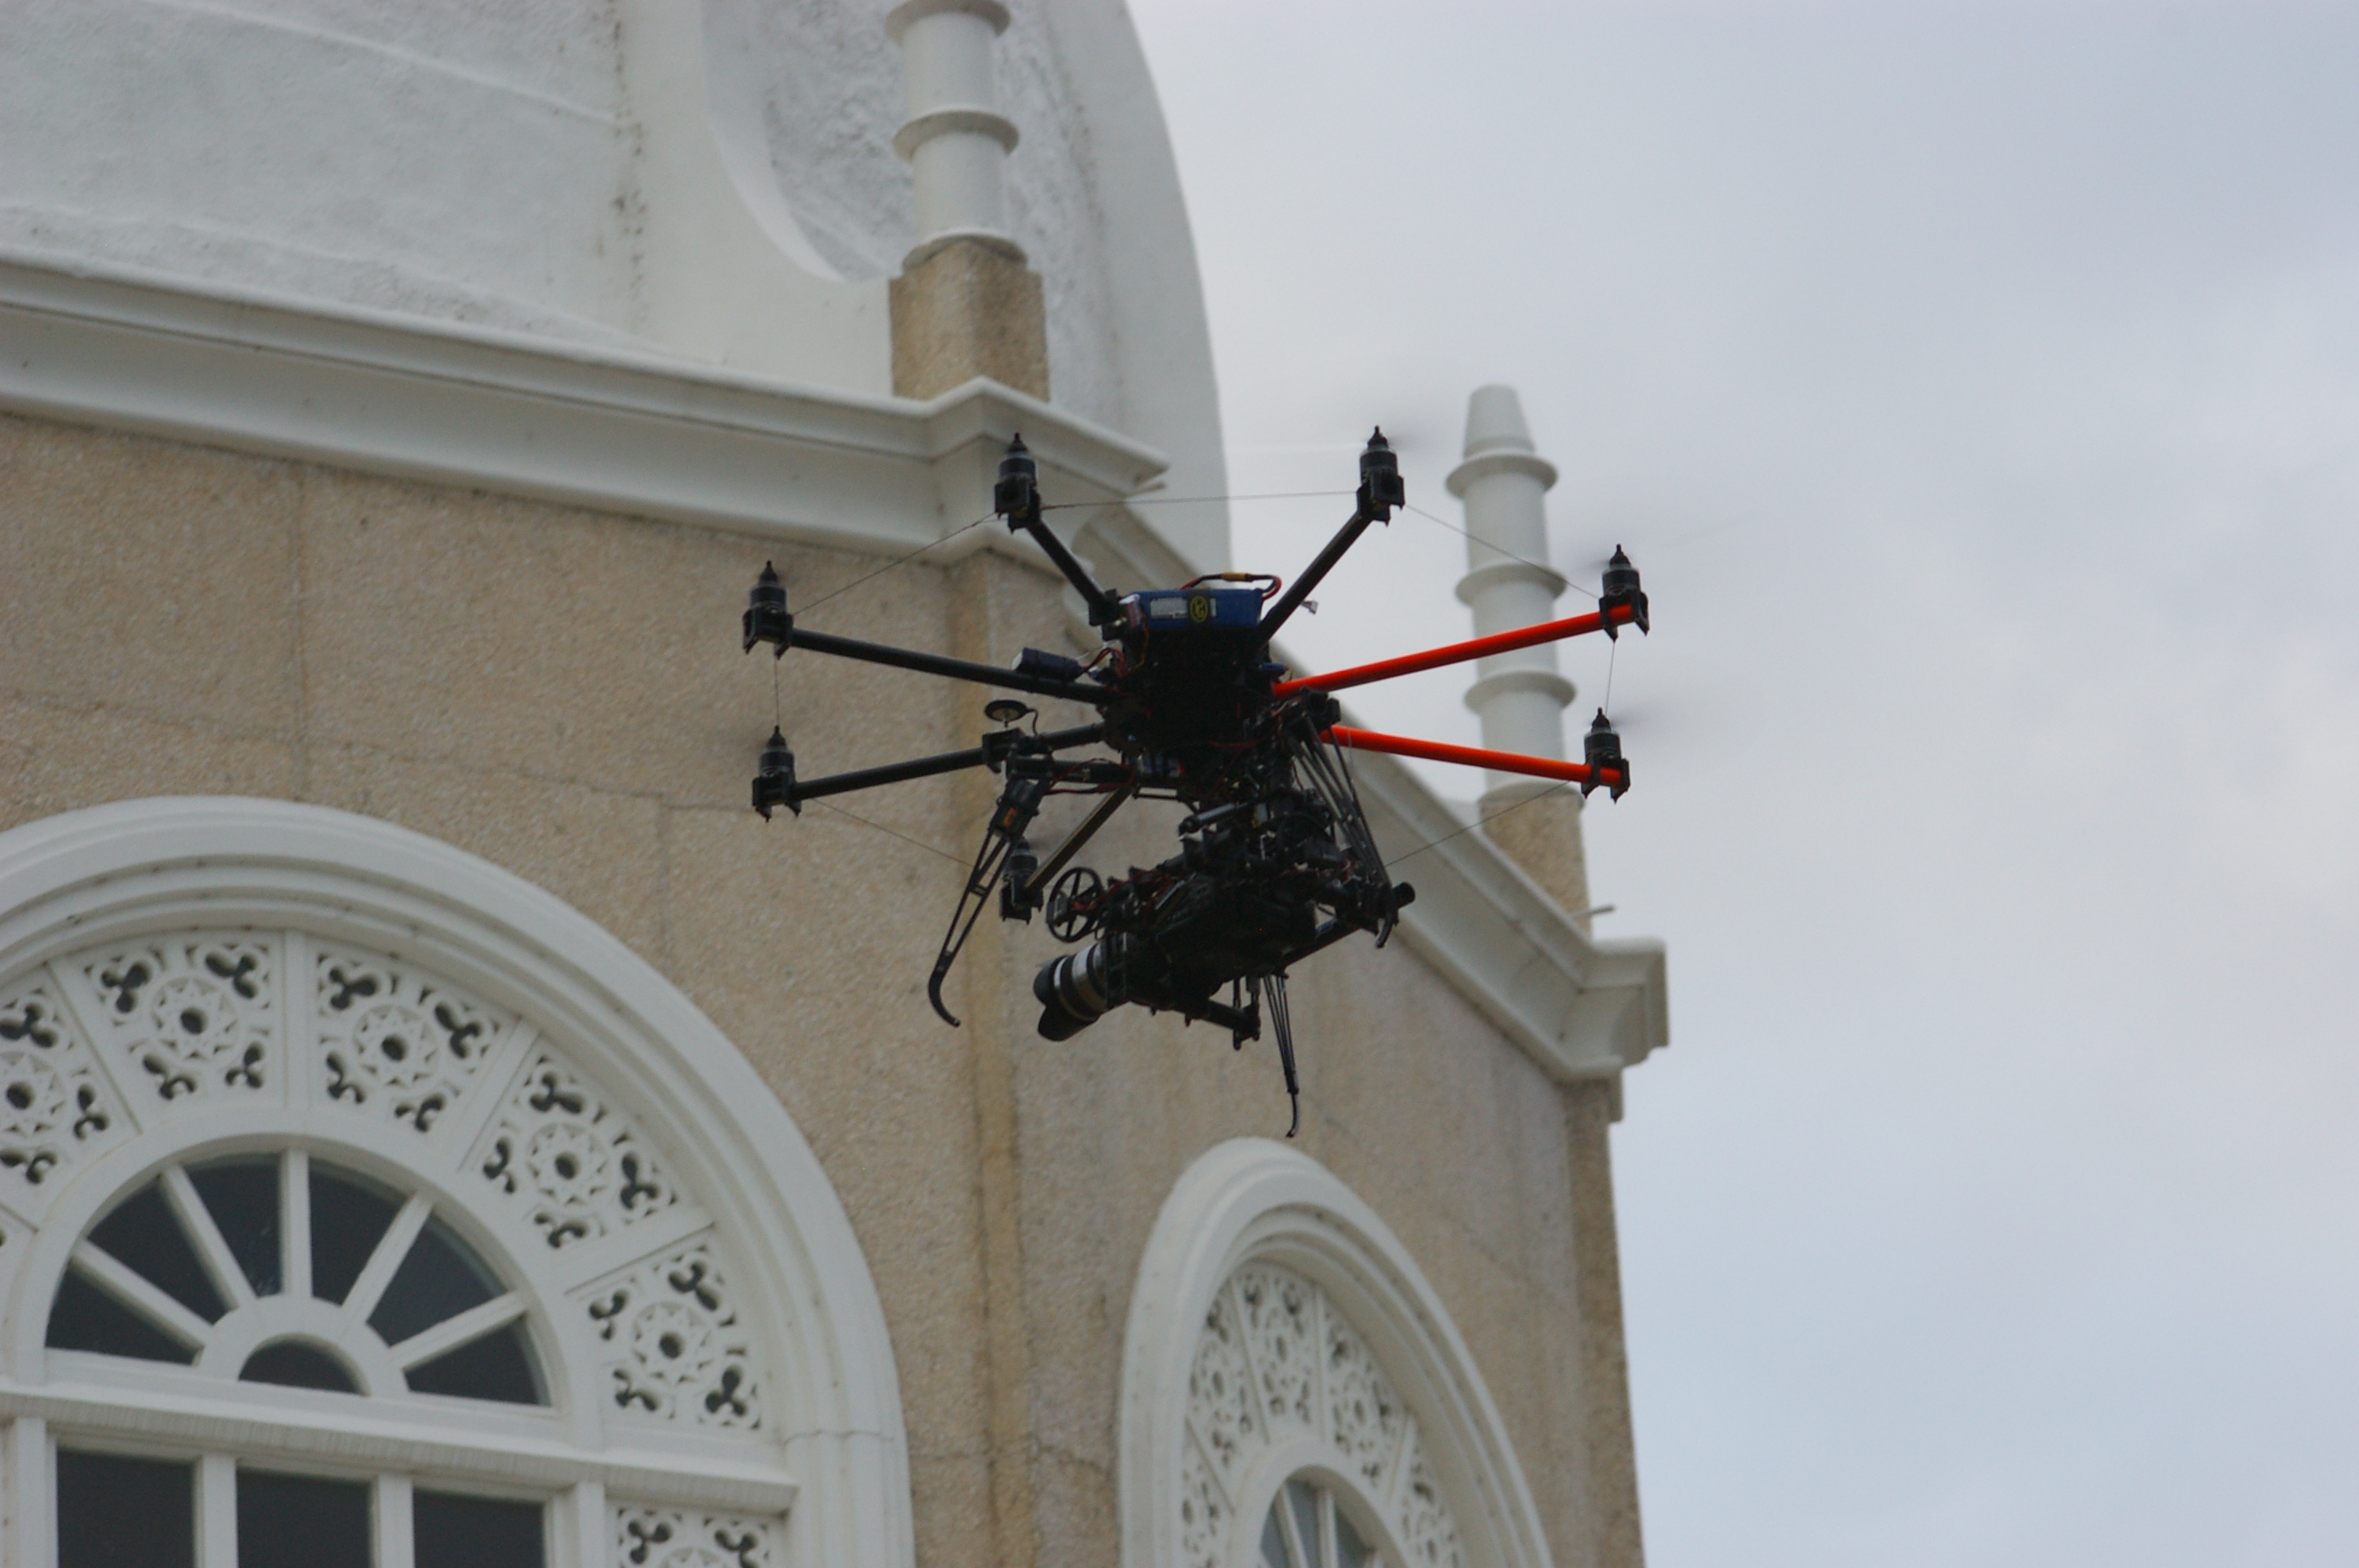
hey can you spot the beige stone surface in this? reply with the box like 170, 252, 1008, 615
1, 411, 1645, 1568
1483, 786, 1596, 930
889, 239, 1052, 401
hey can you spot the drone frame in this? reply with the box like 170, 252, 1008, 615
743, 431, 1645, 1127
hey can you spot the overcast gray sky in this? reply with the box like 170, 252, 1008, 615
1127, 3, 2359, 1563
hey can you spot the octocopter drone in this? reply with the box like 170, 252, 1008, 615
742, 431, 1647, 1131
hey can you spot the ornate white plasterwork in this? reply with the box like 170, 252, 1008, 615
1186, 1261, 1463, 1568
0, 797, 913, 1568
1122, 1140, 1552, 1568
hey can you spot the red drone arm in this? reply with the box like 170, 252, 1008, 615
1324, 726, 1627, 793
1272, 601, 1638, 698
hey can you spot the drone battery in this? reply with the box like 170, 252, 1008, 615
1124, 586, 1263, 633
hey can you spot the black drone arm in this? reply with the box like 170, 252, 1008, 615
1257, 428, 1407, 642
780, 721, 1107, 811
996, 437, 1124, 628
787, 626, 1107, 703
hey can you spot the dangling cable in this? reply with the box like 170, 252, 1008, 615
1262, 975, 1300, 1138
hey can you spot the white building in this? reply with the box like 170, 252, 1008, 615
0, 5, 1667, 1566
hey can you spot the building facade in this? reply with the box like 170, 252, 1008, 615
0, 5, 1666, 1566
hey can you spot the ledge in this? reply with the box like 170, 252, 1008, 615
0, 249, 1162, 566
0, 1379, 800, 1512
1344, 741, 1669, 1091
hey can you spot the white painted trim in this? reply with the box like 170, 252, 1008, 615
0, 251, 1163, 565
0, 797, 912, 1567
198, 1451, 238, 1568
5, 1415, 53, 1568
375, 1472, 416, 1568
0, 1378, 794, 1514
1119, 1139, 1554, 1568
1344, 744, 1670, 1087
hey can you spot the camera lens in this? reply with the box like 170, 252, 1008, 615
1034, 940, 1115, 1040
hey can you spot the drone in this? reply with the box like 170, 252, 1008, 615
741, 431, 1646, 1133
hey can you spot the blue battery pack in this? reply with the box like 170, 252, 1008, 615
1124, 586, 1264, 631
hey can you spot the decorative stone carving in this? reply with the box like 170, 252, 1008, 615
1396, 1446, 1461, 1568
1187, 1282, 1262, 1488
314, 944, 511, 1134
0, 976, 123, 1197
1325, 1301, 1408, 1500
1180, 1436, 1230, 1568
614, 1505, 779, 1568
5, 922, 775, 1444
1184, 1261, 1464, 1568
578, 1238, 762, 1432
1234, 1264, 1319, 1432
478, 1050, 681, 1250
79, 936, 278, 1104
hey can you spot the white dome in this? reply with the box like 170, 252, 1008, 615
0, 0, 1219, 472
3, 2, 646, 346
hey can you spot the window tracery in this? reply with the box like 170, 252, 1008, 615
1183, 1261, 1464, 1568
2, 922, 791, 1567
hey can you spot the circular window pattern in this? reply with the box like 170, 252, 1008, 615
45, 1148, 543, 1403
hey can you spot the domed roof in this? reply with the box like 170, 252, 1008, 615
0, 0, 1212, 451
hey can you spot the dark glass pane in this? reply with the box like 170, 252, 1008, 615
309, 1164, 398, 1305
241, 1338, 361, 1394
88, 1181, 226, 1322
238, 1469, 369, 1568
369, 1214, 498, 1346
416, 1490, 546, 1568
57, 1449, 194, 1568
406, 1320, 544, 1406
45, 1267, 198, 1363
190, 1157, 282, 1295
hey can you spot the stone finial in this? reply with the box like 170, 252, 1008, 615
1448, 385, 1593, 923
885, 0, 1049, 400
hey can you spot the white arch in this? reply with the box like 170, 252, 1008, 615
0, 797, 912, 1568
1120, 1138, 1553, 1568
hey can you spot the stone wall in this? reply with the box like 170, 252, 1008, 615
0, 411, 1634, 1568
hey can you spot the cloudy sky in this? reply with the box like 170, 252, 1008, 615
1127, 3, 2359, 1564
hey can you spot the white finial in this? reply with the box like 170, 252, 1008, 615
1448, 385, 1574, 799
886, 0, 1025, 270
1462, 383, 1537, 456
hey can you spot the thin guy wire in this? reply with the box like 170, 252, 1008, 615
810, 798, 969, 868
795, 514, 991, 619
1404, 502, 1602, 601
1041, 489, 1355, 511
1387, 781, 1577, 867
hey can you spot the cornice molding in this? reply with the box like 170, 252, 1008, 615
1343, 741, 1668, 1087
0, 250, 1161, 570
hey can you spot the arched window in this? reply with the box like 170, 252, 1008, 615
0, 800, 914, 1568
1121, 1141, 1554, 1568
1187, 1261, 1461, 1568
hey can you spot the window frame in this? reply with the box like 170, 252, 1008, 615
0, 797, 917, 1568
